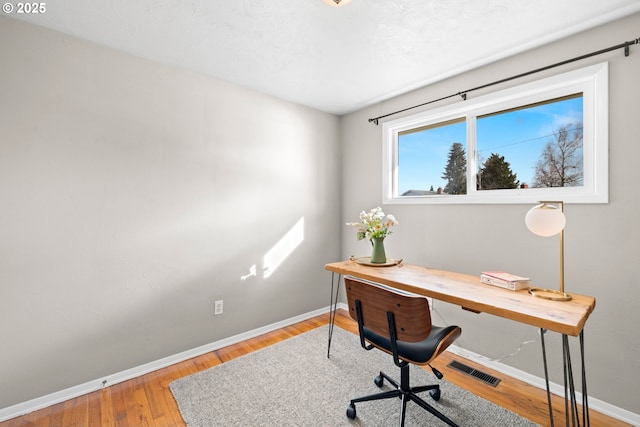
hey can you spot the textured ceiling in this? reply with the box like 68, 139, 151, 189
9, 0, 640, 114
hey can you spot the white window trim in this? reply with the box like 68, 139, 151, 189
382, 62, 609, 204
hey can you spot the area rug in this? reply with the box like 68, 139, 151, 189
170, 325, 539, 426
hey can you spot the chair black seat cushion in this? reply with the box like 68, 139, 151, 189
362, 325, 459, 364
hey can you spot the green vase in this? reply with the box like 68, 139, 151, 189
370, 237, 387, 264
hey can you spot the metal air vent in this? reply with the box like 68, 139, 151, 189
447, 360, 501, 387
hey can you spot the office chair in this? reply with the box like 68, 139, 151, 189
344, 276, 462, 427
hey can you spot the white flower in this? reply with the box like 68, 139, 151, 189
345, 222, 366, 231
346, 207, 398, 241
385, 214, 398, 228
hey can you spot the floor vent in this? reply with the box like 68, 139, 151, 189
447, 360, 501, 387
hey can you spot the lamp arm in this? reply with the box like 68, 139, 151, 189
557, 201, 564, 294
559, 228, 565, 294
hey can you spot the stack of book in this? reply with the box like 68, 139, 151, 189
480, 271, 530, 291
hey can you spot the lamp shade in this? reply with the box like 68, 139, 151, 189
525, 203, 566, 237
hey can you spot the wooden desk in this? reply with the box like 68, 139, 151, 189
325, 260, 596, 426
325, 260, 595, 336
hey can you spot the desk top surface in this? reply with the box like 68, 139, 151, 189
326, 260, 596, 336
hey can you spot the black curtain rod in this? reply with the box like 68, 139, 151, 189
368, 36, 640, 125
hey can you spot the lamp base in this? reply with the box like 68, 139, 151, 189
528, 287, 572, 301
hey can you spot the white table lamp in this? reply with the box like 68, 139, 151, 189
525, 201, 572, 301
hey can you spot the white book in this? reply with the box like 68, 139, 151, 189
480, 271, 530, 291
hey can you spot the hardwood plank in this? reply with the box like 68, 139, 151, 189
141, 371, 168, 421
109, 382, 130, 427
125, 376, 153, 427
98, 388, 115, 427
85, 392, 102, 427
0, 310, 629, 427
48, 402, 64, 427
60, 396, 86, 427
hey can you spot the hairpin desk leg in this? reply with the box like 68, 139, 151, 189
580, 331, 590, 426
563, 335, 575, 425
563, 333, 591, 426
540, 328, 590, 427
540, 328, 555, 427
327, 272, 342, 358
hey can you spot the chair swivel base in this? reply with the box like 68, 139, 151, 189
346, 365, 459, 427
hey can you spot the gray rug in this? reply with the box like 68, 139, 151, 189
170, 326, 539, 426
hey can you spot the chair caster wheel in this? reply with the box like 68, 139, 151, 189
346, 403, 356, 419
374, 375, 384, 387
429, 388, 441, 401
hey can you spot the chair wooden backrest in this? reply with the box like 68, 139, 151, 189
345, 276, 432, 343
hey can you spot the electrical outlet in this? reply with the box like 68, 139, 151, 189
214, 300, 223, 316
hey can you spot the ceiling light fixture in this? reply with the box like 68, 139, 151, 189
322, 0, 352, 6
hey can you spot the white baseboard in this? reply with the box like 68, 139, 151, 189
447, 345, 640, 426
2, 302, 638, 427
0, 304, 342, 422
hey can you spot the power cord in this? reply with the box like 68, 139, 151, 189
431, 299, 537, 363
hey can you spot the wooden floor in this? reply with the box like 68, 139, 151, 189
1, 309, 630, 427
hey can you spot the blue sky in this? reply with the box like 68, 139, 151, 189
398, 96, 583, 193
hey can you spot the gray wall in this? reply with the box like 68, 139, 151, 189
341, 13, 640, 415
0, 17, 340, 409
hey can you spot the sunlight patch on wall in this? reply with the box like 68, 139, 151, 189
241, 264, 257, 281
263, 217, 304, 279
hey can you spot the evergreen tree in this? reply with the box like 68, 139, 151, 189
532, 125, 583, 187
441, 142, 467, 194
478, 153, 519, 190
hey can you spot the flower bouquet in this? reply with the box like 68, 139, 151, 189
346, 207, 398, 263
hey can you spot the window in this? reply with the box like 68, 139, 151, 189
382, 62, 608, 204
398, 118, 466, 196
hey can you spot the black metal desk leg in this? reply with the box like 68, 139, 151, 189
540, 328, 555, 427
563, 333, 588, 427
541, 329, 590, 427
580, 331, 590, 426
562, 335, 574, 426
327, 272, 342, 358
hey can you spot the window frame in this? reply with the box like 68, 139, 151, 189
382, 62, 609, 204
